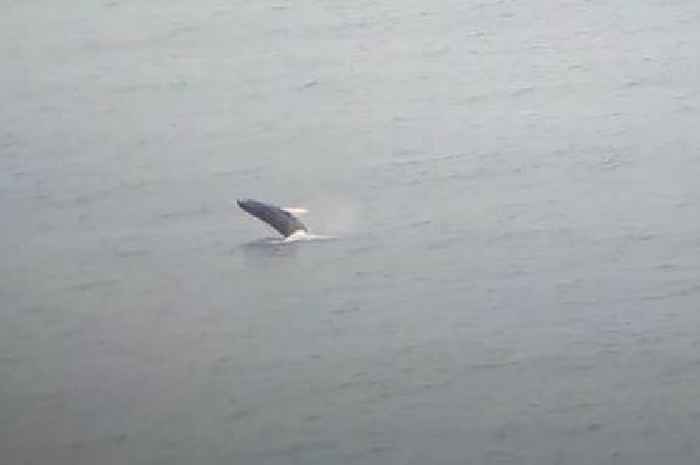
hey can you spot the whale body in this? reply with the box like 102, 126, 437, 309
237, 199, 308, 238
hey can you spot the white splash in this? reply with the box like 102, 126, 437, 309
283, 230, 335, 242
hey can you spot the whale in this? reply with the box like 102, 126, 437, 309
237, 198, 308, 238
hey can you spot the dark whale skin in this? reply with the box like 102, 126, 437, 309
237, 199, 307, 238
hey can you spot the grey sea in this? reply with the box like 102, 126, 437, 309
2, 1, 700, 464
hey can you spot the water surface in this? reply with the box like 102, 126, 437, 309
2, 1, 700, 464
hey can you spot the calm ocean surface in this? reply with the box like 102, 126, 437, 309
2, 1, 700, 464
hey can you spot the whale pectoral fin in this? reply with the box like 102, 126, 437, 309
282, 207, 308, 216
